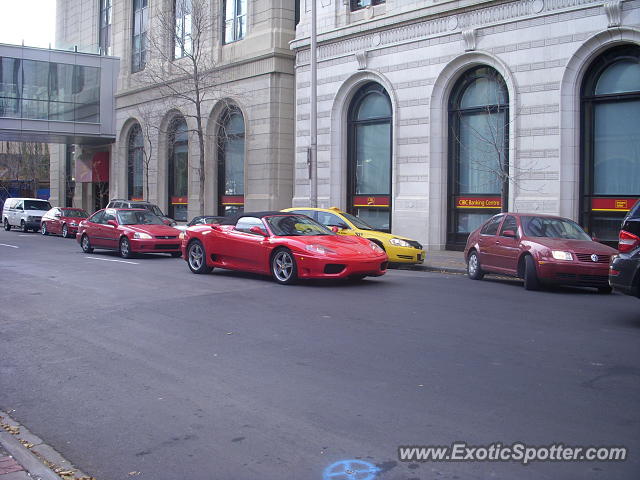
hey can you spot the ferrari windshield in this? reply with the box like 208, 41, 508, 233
266, 215, 333, 236
340, 211, 374, 230
521, 216, 591, 240
117, 210, 165, 226
61, 209, 89, 218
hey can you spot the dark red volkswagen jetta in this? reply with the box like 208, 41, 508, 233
464, 213, 617, 292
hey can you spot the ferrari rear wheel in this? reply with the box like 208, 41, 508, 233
187, 240, 212, 274
271, 248, 297, 285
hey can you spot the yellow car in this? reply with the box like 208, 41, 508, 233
282, 207, 425, 264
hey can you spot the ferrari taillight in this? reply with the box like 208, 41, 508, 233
618, 230, 640, 253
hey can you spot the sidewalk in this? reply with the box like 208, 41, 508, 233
0, 412, 94, 480
394, 249, 467, 274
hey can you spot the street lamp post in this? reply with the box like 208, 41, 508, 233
309, 0, 318, 208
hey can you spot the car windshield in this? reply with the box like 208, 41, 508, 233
266, 215, 333, 236
340, 211, 374, 230
62, 209, 88, 218
117, 210, 164, 226
24, 200, 51, 211
521, 216, 591, 240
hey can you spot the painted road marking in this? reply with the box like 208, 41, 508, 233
18, 234, 32, 237
85, 256, 139, 265
0, 243, 19, 248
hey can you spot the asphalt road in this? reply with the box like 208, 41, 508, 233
0, 228, 639, 480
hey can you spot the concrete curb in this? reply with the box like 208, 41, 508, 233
393, 264, 467, 275
0, 429, 60, 480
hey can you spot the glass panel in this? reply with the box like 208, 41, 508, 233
223, 137, 244, 195
595, 60, 640, 95
458, 212, 493, 234
356, 93, 391, 120
457, 110, 505, 194
460, 76, 507, 109
355, 123, 390, 194
224, 21, 234, 43
354, 207, 389, 231
226, 112, 244, 134
590, 215, 625, 242
236, 16, 245, 40
593, 100, 640, 195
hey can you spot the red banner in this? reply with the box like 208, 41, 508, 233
352, 196, 390, 207
591, 198, 638, 212
456, 196, 502, 209
129, 197, 144, 201
171, 196, 188, 205
220, 195, 244, 206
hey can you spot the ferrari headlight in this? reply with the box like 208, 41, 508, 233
551, 250, 573, 261
369, 241, 385, 254
305, 244, 337, 255
133, 232, 152, 239
389, 238, 411, 248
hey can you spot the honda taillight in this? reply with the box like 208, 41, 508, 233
618, 230, 640, 253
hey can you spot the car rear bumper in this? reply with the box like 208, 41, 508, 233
131, 238, 181, 253
294, 253, 388, 279
537, 260, 610, 287
609, 254, 640, 297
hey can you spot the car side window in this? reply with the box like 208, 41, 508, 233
15, 201, 23, 211
317, 211, 348, 228
500, 216, 518, 237
103, 211, 117, 224
89, 211, 105, 224
480, 215, 503, 236
235, 217, 264, 234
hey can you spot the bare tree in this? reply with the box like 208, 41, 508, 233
133, 104, 160, 202
142, 0, 232, 215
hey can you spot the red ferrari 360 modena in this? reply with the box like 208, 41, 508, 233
77, 208, 182, 258
181, 211, 388, 284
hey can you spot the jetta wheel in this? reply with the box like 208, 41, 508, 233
41, 222, 48, 235
119, 237, 133, 259
187, 240, 212, 274
3, 219, 10, 231
62, 224, 70, 238
467, 250, 484, 280
523, 255, 540, 291
271, 248, 298, 285
80, 234, 93, 253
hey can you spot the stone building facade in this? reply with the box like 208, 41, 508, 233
51, 0, 297, 220
292, 0, 640, 249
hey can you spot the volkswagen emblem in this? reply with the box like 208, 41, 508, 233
591, 254, 599, 262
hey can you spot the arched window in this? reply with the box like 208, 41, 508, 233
127, 124, 144, 201
168, 116, 189, 221
347, 82, 392, 232
581, 44, 640, 243
447, 66, 509, 249
217, 107, 245, 216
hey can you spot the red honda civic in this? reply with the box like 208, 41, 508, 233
181, 211, 388, 284
41, 207, 89, 238
77, 208, 182, 258
464, 213, 617, 292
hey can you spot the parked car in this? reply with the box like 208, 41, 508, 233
282, 207, 425, 265
464, 213, 617, 292
77, 208, 182, 258
182, 211, 388, 284
2, 198, 52, 232
41, 207, 89, 238
609, 201, 640, 298
105, 199, 176, 226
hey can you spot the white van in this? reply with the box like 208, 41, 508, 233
2, 198, 53, 233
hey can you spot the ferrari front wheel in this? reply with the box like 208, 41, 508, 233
187, 240, 212, 274
271, 248, 298, 285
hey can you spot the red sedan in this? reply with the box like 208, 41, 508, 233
77, 208, 182, 258
181, 212, 388, 284
41, 207, 89, 238
464, 213, 617, 292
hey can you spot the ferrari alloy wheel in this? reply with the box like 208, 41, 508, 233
41, 222, 48, 235
119, 237, 133, 259
62, 224, 69, 238
523, 255, 540, 291
187, 240, 212, 274
467, 250, 484, 280
81, 234, 93, 253
271, 249, 298, 285
3, 218, 10, 231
